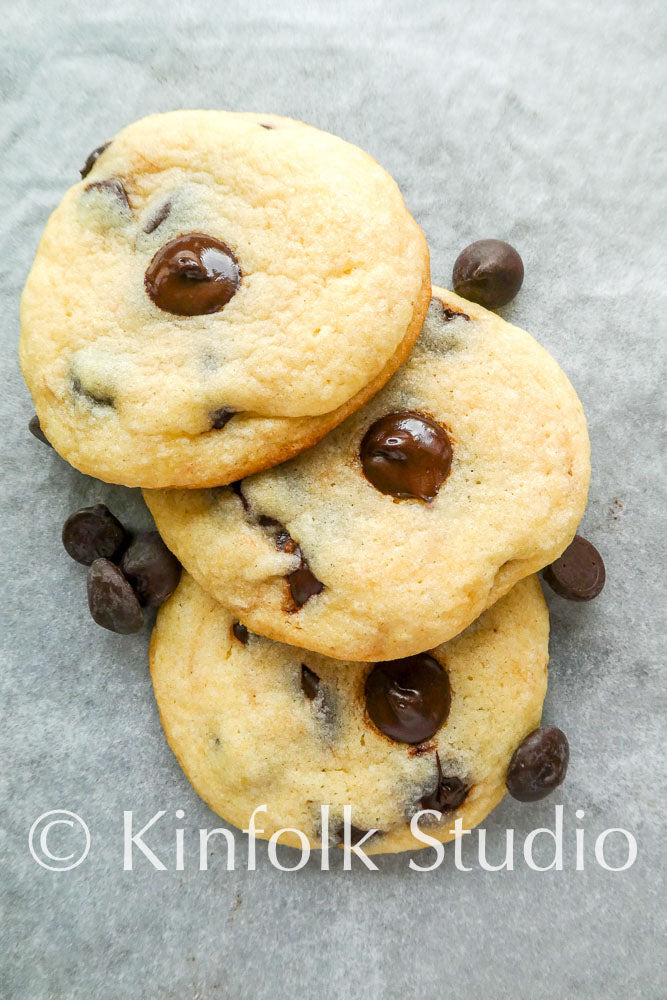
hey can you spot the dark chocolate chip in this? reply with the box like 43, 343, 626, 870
301, 664, 320, 700
265, 520, 299, 554
62, 504, 127, 566
229, 480, 250, 512
84, 177, 131, 212
28, 414, 52, 447
144, 200, 172, 234
232, 621, 249, 645
360, 410, 452, 502
144, 233, 241, 316
452, 239, 524, 309
258, 518, 324, 608
120, 531, 181, 608
259, 122, 274, 129
432, 297, 470, 322
258, 514, 281, 531
506, 726, 569, 802
210, 407, 235, 430
543, 535, 605, 601
288, 565, 324, 607
420, 752, 469, 812
87, 558, 144, 634
71, 377, 115, 408
144, 201, 171, 233
365, 653, 451, 745
80, 141, 111, 179
333, 823, 379, 846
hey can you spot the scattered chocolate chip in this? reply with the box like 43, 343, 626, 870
361, 410, 452, 502
28, 414, 52, 447
301, 664, 320, 700
232, 621, 249, 645
145, 233, 241, 316
144, 200, 172, 234
120, 531, 181, 608
259, 123, 274, 130
420, 752, 469, 812
84, 177, 131, 212
62, 504, 127, 566
365, 654, 451, 744
80, 141, 111, 179
210, 407, 235, 430
288, 565, 324, 608
71, 377, 115, 408
506, 726, 569, 802
543, 535, 605, 601
87, 558, 144, 634
229, 480, 249, 512
452, 239, 524, 309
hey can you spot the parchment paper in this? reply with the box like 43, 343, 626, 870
1, 1, 665, 997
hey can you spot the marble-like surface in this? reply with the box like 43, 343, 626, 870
1, 1, 665, 997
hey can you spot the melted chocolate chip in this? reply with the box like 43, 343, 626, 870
432, 297, 470, 322
420, 753, 469, 812
273, 525, 299, 554
360, 410, 452, 502
333, 823, 379, 846
87, 558, 144, 634
80, 141, 111, 179
259, 518, 324, 608
144, 200, 172, 234
210, 407, 235, 430
62, 504, 127, 566
84, 177, 131, 212
28, 414, 52, 447
229, 480, 250, 512
288, 566, 324, 608
452, 239, 524, 309
120, 531, 181, 607
543, 535, 605, 601
71, 377, 114, 408
441, 305, 470, 322
506, 726, 569, 802
232, 621, 249, 645
144, 233, 241, 316
301, 664, 320, 700
365, 654, 451, 745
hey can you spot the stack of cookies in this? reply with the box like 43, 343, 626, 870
19, 111, 603, 856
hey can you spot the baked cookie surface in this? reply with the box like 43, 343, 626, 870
146, 287, 590, 660
19, 110, 430, 487
150, 573, 549, 855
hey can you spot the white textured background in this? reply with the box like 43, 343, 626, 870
1, 1, 665, 997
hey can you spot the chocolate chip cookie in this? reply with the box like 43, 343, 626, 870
146, 286, 590, 661
19, 111, 430, 487
150, 573, 549, 855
